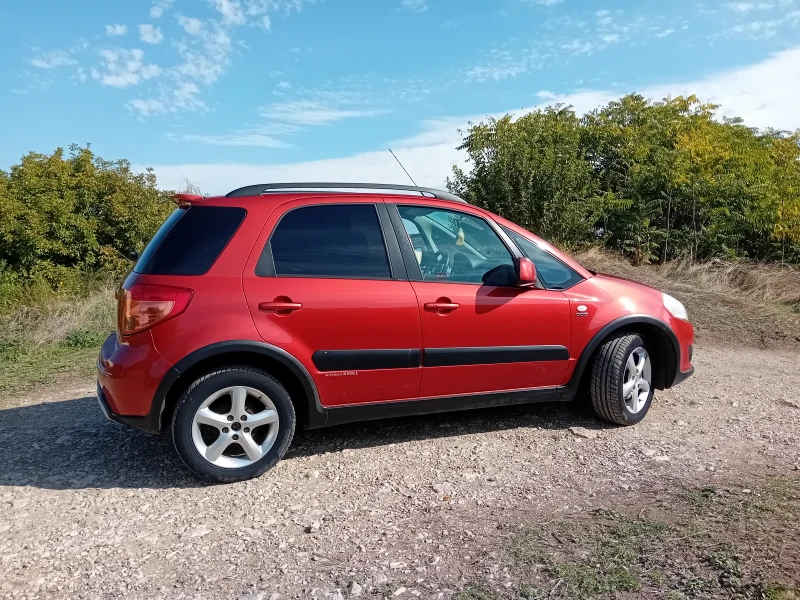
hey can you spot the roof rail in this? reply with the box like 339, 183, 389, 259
224, 182, 467, 204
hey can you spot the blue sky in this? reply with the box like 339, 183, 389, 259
3, 0, 800, 193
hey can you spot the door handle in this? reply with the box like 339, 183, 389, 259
259, 301, 303, 313
424, 300, 460, 313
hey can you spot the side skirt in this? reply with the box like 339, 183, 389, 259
318, 386, 575, 429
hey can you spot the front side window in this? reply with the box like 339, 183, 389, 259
503, 228, 583, 290
397, 206, 515, 284
266, 204, 390, 278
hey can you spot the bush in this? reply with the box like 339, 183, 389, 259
0, 144, 173, 286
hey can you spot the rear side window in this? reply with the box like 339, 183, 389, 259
135, 206, 246, 275
262, 204, 390, 278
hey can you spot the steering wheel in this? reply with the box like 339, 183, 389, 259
431, 248, 454, 277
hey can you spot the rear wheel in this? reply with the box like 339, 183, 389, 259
172, 367, 296, 482
590, 333, 654, 426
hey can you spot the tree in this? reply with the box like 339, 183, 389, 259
0, 145, 174, 287
448, 106, 601, 249
450, 93, 800, 264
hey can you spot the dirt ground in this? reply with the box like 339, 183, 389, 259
1, 338, 799, 599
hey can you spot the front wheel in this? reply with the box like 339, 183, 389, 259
172, 367, 296, 482
590, 333, 654, 426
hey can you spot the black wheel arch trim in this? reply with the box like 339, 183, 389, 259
141, 340, 327, 433
561, 314, 683, 399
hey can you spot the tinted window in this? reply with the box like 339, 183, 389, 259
135, 206, 246, 275
504, 228, 583, 290
267, 204, 390, 278
398, 206, 515, 284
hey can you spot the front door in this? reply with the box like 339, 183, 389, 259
243, 200, 422, 406
394, 203, 571, 398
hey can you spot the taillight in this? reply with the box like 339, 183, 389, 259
117, 283, 194, 335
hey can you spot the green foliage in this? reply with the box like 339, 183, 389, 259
449, 94, 800, 263
0, 144, 174, 289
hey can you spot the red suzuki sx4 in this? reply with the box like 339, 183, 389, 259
97, 183, 694, 482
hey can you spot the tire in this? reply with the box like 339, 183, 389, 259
172, 367, 296, 483
590, 333, 654, 426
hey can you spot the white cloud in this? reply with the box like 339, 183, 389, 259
27, 50, 77, 69
92, 48, 160, 88
174, 24, 233, 84
173, 129, 292, 147
143, 47, 800, 194
260, 100, 389, 125
466, 62, 529, 82
213, 0, 246, 25
655, 28, 676, 37
400, 0, 428, 12
139, 24, 164, 44
177, 15, 204, 35
563, 39, 596, 54
277, 80, 291, 88
521, 0, 564, 5
600, 33, 620, 43
11, 69, 53, 94
150, 0, 175, 18
126, 81, 207, 116
172, 81, 207, 111
465, 47, 539, 82
126, 98, 166, 116
729, 18, 783, 36
105, 24, 128, 36
725, 2, 774, 12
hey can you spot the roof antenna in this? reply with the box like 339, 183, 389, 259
389, 149, 418, 186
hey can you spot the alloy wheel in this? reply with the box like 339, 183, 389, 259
622, 347, 652, 414
191, 386, 280, 469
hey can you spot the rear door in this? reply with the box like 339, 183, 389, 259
242, 198, 422, 407
390, 202, 571, 398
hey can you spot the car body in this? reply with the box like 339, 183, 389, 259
97, 183, 694, 481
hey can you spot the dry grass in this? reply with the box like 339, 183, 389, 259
576, 248, 800, 307
0, 282, 116, 393
575, 249, 800, 347
0, 282, 117, 347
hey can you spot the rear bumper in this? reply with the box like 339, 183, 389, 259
671, 365, 695, 387
96, 382, 161, 433
96, 332, 175, 434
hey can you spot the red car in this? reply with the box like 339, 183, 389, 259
97, 183, 694, 482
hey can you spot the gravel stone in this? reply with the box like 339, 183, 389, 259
1, 344, 798, 598
569, 427, 597, 440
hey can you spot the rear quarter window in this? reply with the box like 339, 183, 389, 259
135, 206, 246, 275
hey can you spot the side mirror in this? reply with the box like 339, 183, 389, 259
517, 257, 537, 287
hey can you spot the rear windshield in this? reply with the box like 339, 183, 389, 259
134, 206, 246, 275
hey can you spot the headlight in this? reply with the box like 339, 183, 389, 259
662, 293, 688, 321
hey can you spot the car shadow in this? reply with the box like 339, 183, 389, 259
0, 395, 613, 490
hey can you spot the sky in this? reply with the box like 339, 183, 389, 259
3, 0, 800, 194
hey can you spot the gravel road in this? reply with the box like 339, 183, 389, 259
1, 343, 799, 599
